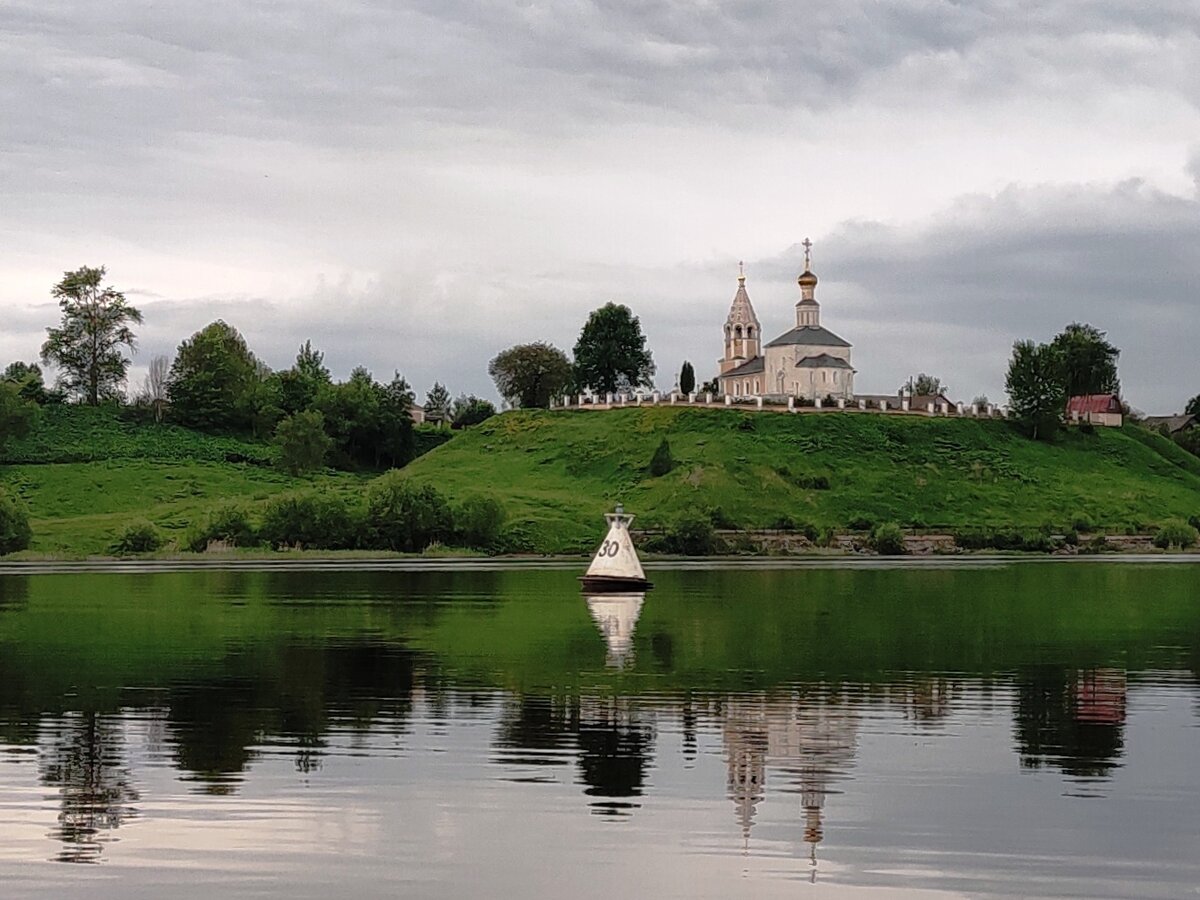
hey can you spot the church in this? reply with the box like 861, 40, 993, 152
717, 242, 855, 402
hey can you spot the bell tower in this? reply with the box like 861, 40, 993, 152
795, 238, 820, 328
719, 262, 762, 374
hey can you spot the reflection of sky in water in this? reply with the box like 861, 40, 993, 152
0, 683, 1197, 898
0, 564, 1198, 898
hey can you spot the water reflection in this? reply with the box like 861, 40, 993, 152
584, 592, 645, 668
0, 564, 1197, 896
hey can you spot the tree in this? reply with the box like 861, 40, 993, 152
40, 266, 143, 405
140, 355, 170, 423
167, 321, 260, 431
320, 367, 382, 467
1005, 340, 1065, 441
1185, 395, 1200, 417
424, 382, 452, 425
3, 362, 53, 404
488, 342, 572, 409
679, 361, 696, 395
451, 394, 496, 428
275, 409, 332, 475
902, 373, 943, 397
0, 382, 37, 450
278, 341, 332, 416
972, 394, 990, 409
1049, 323, 1120, 397
0, 487, 32, 555
378, 372, 416, 468
572, 302, 655, 395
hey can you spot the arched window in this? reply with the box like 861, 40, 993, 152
734, 325, 743, 338
753, 379, 759, 393
747, 326, 755, 339
725, 324, 731, 337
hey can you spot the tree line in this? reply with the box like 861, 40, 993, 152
1, 266, 496, 473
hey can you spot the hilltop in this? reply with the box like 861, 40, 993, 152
399, 407, 1200, 552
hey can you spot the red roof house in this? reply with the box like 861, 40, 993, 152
1066, 394, 1123, 427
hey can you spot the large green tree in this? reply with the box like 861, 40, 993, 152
3, 362, 53, 405
167, 321, 261, 431
572, 302, 655, 395
1049, 323, 1120, 397
40, 266, 143, 405
275, 409, 332, 475
1184, 394, 1200, 417
679, 361, 696, 395
1005, 340, 1066, 441
902, 373, 944, 397
424, 382, 452, 425
0, 381, 37, 450
489, 342, 572, 409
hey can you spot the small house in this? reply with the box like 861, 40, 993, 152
1066, 394, 1123, 427
1142, 414, 1197, 436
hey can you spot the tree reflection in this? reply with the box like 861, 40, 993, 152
1015, 667, 1126, 778
38, 712, 139, 864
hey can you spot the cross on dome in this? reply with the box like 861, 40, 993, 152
802, 238, 813, 271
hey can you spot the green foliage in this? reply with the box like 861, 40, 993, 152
679, 361, 696, 395
109, 520, 163, 555
1071, 513, 1095, 533
953, 528, 1057, 552
366, 473, 453, 552
1186, 395, 1200, 417
451, 395, 496, 429
3, 362, 56, 405
185, 503, 258, 552
40, 265, 143, 406
275, 410, 332, 475
488, 342, 572, 409
903, 374, 943, 397
972, 395, 990, 409
572, 302, 655, 394
663, 513, 719, 555
453, 495, 506, 548
1152, 519, 1198, 550
260, 491, 360, 550
424, 382, 452, 425
869, 521, 907, 555
167, 320, 261, 432
1006, 339, 1066, 440
648, 438, 674, 476
0, 382, 38, 450
1050, 322, 1120, 397
0, 488, 32, 555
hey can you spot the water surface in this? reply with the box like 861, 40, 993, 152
0, 561, 1197, 898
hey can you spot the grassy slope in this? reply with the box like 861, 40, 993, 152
399, 407, 1200, 552
1, 406, 366, 555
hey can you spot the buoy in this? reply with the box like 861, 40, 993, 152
580, 504, 653, 591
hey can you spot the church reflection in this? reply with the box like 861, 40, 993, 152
722, 692, 859, 878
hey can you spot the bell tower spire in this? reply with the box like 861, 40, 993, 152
796, 238, 820, 327
719, 261, 762, 374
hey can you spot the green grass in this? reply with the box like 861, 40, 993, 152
397, 407, 1200, 551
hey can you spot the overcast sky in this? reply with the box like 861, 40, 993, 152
2, 0, 1197, 411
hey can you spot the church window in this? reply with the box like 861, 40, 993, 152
734, 325, 743, 338
747, 326, 755, 339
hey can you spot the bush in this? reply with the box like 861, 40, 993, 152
366, 473, 453, 552
817, 526, 838, 548
869, 522, 907, 555
0, 489, 32, 555
1153, 519, 1199, 550
648, 439, 674, 477
275, 410, 332, 475
846, 516, 874, 531
708, 506, 738, 529
109, 520, 163, 555
952, 528, 1056, 552
186, 503, 257, 552
454, 495, 506, 549
260, 491, 360, 550
1188, 514, 1200, 531
735, 416, 756, 432
663, 514, 720, 555
1071, 513, 1095, 533
769, 514, 796, 531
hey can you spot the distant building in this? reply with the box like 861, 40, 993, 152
1066, 394, 1123, 427
717, 240, 855, 402
1143, 413, 1197, 435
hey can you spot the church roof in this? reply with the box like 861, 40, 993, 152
723, 356, 765, 377
726, 275, 760, 327
765, 326, 851, 349
795, 354, 854, 370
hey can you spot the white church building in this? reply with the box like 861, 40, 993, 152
717, 242, 855, 402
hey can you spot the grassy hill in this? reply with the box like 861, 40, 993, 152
1, 406, 366, 555
4, 404, 1200, 557
399, 407, 1200, 552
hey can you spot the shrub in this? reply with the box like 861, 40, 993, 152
846, 516, 874, 531
708, 506, 738, 529
186, 503, 257, 552
261, 491, 360, 550
1153, 519, 1199, 550
1071, 513, 1095, 533
952, 528, 1056, 552
109, 520, 163, 555
366, 473, 453, 552
817, 526, 838, 548
664, 514, 719, 555
792, 473, 831, 490
769, 514, 796, 531
0, 489, 33, 555
869, 522, 907, 555
454, 495, 506, 549
648, 439, 674, 476
735, 416, 756, 432
275, 410, 332, 475
1188, 514, 1200, 531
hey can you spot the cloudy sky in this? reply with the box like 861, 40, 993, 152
2, 0, 1197, 410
